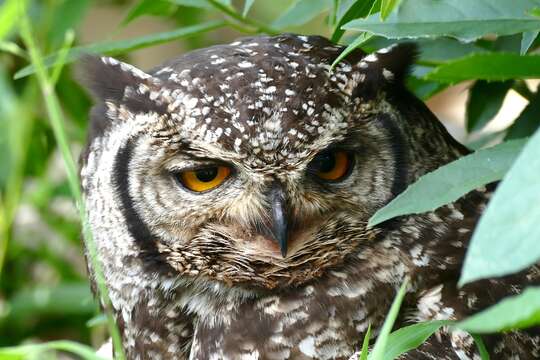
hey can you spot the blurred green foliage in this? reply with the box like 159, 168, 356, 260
1, 0, 540, 359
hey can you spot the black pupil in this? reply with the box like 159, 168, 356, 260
314, 152, 336, 173
195, 167, 218, 182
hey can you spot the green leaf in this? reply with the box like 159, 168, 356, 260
466, 80, 513, 132
521, 30, 539, 54
122, 0, 176, 25
460, 129, 540, 285
456, 287, 540, 332
47, 0, 89, 46
359, 323, 372, 360
331, 0, 377, 42
343, 0, 540, 42
471, 335, 491, 360
425, 53, 540, 83
0, 341, 108, 360
14, 21, 226, 79
383, 321, 451, 360
0, 0, 27, 41
242, 0, 255, 17
380, 0, 400, 20
506, 91, 540, 140
331, 32, 372, 68
2, 283, 95, 323
369, 278, 409, 360
368, 139, 526, 227
0, 41, 27, 59
272, 0, 332, 29
168, 0, 231, 8
330, 0, 376, 43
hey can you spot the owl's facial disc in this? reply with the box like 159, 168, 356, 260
80, 34, 420, 289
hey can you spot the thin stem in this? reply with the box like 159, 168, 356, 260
18, 8, 125, 360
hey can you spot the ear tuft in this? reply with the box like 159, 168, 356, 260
77, 55, 154, 103
352, 43, 418, 99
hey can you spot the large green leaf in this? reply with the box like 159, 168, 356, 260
272, 0, 332, 29
343, 0, 540, 42
456, 287, 540, 333
14, 21, 225, 79
383, 321, 451, 360
506, 91, 540, 140
368, 140, 526, 227
425, 53, 540, 83
466, 80, 513, 132
460, 129, 540, 285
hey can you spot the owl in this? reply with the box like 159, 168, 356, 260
79, 34, 540, 360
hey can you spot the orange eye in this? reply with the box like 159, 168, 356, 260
178, 166, 231, 192
310, 150, 352, 181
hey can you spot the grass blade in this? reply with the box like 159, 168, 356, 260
369, 277, 409, 360
18, 7, 125, 360
359, 323, 372, 360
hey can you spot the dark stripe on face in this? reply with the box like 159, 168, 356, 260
113, 136, 175, 275
377, 113, 408, 200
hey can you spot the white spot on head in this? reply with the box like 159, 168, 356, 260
364, 53, 378, 62
382, 68, 394, 80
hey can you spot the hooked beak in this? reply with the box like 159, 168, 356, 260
269, 182, 289, 258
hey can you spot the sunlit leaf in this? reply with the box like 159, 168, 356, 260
343, 0, 540, 42
15, 21, 226, 79
456, 287, 540, 332
425, 53, 540, 83
0, 0, 27, 41
369, 139, 526, 227
460, 129, 540, 285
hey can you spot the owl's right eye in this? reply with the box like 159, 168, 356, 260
176, 166, 231, 193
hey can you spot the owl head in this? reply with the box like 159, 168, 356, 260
80, 34, 466, 291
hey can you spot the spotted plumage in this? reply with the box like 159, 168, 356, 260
79, 34, 539, 359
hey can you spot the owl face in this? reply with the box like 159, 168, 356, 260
81, 35, 433, 290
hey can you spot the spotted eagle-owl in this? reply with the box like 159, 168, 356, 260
79, 34, 540, 359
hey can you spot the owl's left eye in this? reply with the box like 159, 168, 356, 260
308, 150, 353, 182
176, 166, 231, 192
